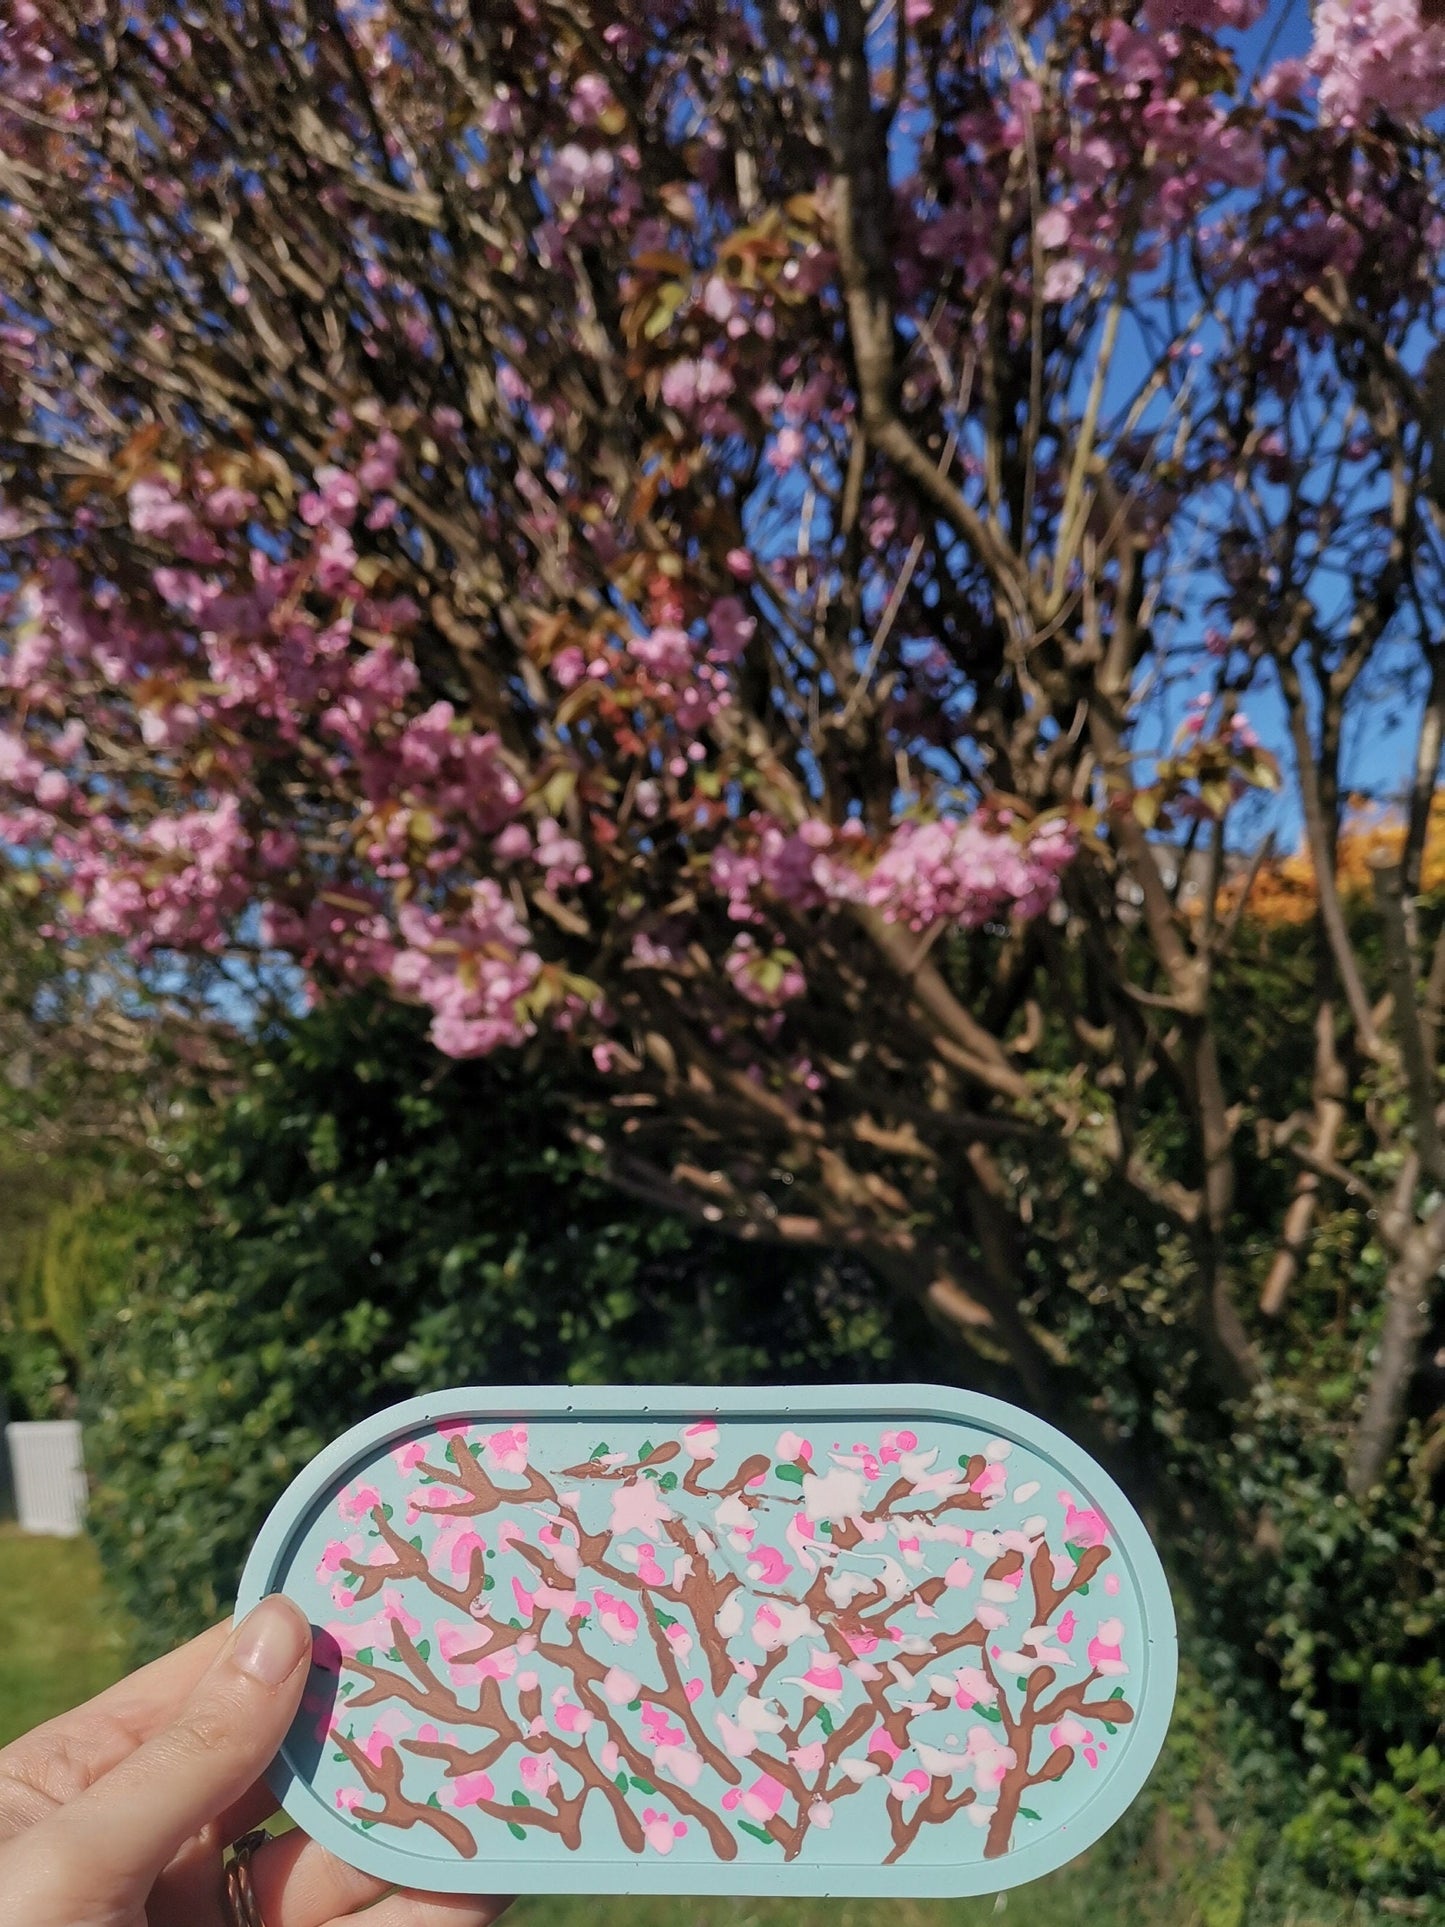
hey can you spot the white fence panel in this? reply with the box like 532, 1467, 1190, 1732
6, 1421, 87, 1536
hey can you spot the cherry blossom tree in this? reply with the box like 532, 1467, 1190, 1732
3, 0, 1445, 1501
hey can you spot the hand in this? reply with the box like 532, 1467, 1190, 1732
0, 1594, 512, 1927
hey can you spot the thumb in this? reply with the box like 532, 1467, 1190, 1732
29, 1595, 311, 1917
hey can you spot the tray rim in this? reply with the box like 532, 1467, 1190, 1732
235, 1381, 1177, 1898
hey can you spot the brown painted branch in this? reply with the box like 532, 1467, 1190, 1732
341, 1506, 486, 1615
333, 1729, 478, 1857
1029, 1540, 1110, 1625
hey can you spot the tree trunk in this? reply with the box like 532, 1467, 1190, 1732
1347, 1199, 1445, 1498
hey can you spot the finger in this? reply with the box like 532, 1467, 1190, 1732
248, 1827, 390, 1927
209, 1777, 285, 1848
333, 1894, 513, 1927
0, 1622, 234, 1824
21, 1595, 311, 1913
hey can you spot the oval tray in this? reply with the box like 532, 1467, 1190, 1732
235, 1384, 1175, 1897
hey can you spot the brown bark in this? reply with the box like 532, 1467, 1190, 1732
1347, 1199, 1445, 1498
1262, 1001, 1346, 1316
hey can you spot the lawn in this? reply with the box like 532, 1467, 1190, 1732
0, 1524, 130, 1748
0, 1530, 1372, 1927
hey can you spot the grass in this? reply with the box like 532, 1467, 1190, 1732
0, 1524, 129, 1748
0, 1530, 1378, 1927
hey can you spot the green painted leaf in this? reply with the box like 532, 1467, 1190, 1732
416, 1639, 431, 1661
506, 1821, 527, 1840
483, 1573, 495, 1590
978, 1705, 1003, 1723
331, 1750, 347, 1763
590, 1442, 609, 1460
1020, 1807, 1042, 1821
386, 1647, 400, 1662
1104, 1721, 1118, 1735
774, 1463, 805, 1485
655, 1609, 678, 1629
1077, 1583, 1091, 1596
630, 1776, 656, 1794
1065, 1540, 1084, 1560
658, 1471, 678, 1492
427, 1792, 441, 1807
359, 1819, 377, 1831
615, 1771, 629, 1793
638, 1440, 655, 1460
628, 1697, 643, 1711
818, 1706, 834, 1735
380, 1501, 394, 1521
512, 1790, 531, 1805
356, 1647, 375, 1665
1108, 1685, 1125, 1699
737, 1819, 777, 1845
816, 1522, 831, 1539
1016, 1677, 1029, 1691
409, 1535, 424, 1551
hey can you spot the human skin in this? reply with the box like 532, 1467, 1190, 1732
0, 1594, 512, 1927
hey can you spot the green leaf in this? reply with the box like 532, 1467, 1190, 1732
774, 1463, 805, 1485
655, 1609, 677, 1629
737, 1819, 777, 1845
658, 1471, 678, 1492
359, 1819, 377, 1831
589, 1443, 610, 1461
628, 1697, 642, 1711
506, 1821, 527, 1841
386, 1647, 400, 1662
512, 1790, 531, 1805
1065, 1540, 1084, 1560
1020, 1807, 1042, 1822
380, 1501, 393, 1521
483, 1573, 495, 1590
427, 1792, 441, 1807
615, 1771, 630, 1793
818, 1706, 834, 1735
978, 1705, 1003, 1723
1108, 1686, 1125, 1699
1077, 1583, 1091, 1596
331, 1750, 347, 1763
816, 1522, 831, 1539
356, 1647, 374, 1665
638, 1440, 655, 1461
416, 1639, 431, 1661
643, 280, 688, 340
630, 1775, 656, 1793
1104, 1722, 1118, 1735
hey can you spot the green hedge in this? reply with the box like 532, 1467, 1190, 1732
81, 995, 921, 1652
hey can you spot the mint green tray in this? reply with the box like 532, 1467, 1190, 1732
235, 1384, 1175, 1896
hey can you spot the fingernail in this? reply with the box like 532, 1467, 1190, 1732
232, 1596, 310, 1687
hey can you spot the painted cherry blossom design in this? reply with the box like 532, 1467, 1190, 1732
290, 1412, 1147, 1869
